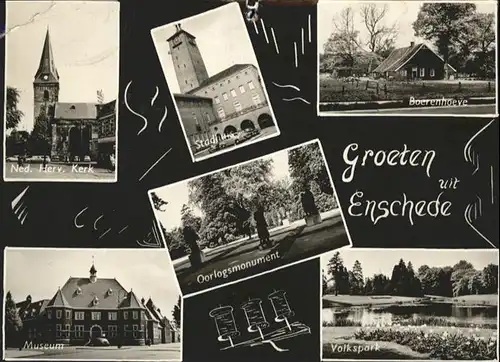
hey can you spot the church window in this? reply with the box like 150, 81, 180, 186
222, 93, 228, 101
133, 311, 139, 319
230, 89, 237, 98
124, 311, 129, 320
48, 310, 52, 319
43, 90, 49, 101
75, 325, 84, 338
217, 108, 226, 119
233, 101, 242, 112
108, 312, 118, 320
252, 93, 261, 105
65, 310, 72, 319
91, 312, 101, 320
75, 312, 85, 320
56, 310, 62, 319
248, 81, 255, 90
214, 96, 220, 104
239, 85, 246, 94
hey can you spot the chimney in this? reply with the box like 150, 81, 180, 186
410, 41, 415, 47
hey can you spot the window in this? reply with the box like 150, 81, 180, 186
43, 90, 49, 101
108, 312, 118, 321
252, 93, 261, 105
248, 81, 255, 90
124, 311, 129, 320
133, 311, 139, 320
75, 312, 84, 320
222, 93, 228, 101
239, 85, 246, 94
56, 324, 62, 338
124, 324, 129, 337
230, 89, 237, 98
65, 324, 71, 337
217, 108, 226, 119
420, 68, 425, 77
65, 310, 72, 319
233, 101, 242, 112
412, 66, 418, 72
75, 325, 84, 338
133, 324, 139, 338
56, 310, 62, 319
91, 312, 101, 320
108, 325, 118, 338
430, 68, 435, 77
48, 310, 52, 319
214, 96, 220, 104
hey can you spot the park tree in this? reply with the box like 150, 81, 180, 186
371, 274, 390, 295
326, 252, 350, 295
413, 3, 476, 79
180, 204, 202, 232
5, 291, 23, 347
151, 192, 168, 212
6, 86, 24, 130
360, 3, 397, 71
480, 263, 498, 294
323, 6, 361, 68
322, 270, 328, 295
288, 143, 333, 195
468, 12, 496, 78
171, 296, 181, 329
451, 260, 476, 296
349, 260, 364, 295
468, 271, 483, 295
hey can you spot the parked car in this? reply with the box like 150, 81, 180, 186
90, 337, 110, 346
6, 155, 18, 162
27, 155, 51, 164
236, 129, 254, 144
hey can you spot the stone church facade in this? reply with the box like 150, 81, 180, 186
33, 29, 116, 163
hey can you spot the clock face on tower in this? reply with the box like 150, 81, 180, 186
173, 37, 181, 45
42, 74, 49, 81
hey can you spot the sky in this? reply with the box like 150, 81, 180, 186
317, 1, 497, 53
151, 2, 259, 94
5, 1, 120, 132
321, 249, 499, 278
4, 248, 180, 316
152, 149, 290, 231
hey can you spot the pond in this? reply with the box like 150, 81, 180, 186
323, 304, 498, 327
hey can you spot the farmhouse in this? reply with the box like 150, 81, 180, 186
373, 42, 456, 80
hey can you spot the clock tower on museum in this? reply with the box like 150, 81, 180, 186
167, 23, 209, 94
33, 28, 60, 122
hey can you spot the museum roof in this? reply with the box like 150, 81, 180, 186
17, 299, 51, 320
373, 43, 457, 73
187, 64, 255, 94
55, 103, 97, 120
48, 288, 70, 307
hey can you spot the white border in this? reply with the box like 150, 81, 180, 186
150, 2, 281, 163
319, 248, 500, 361
148, 138, 354, 298
2, 247, 183, 362
316, 0, 499, 118
3, 1, 120, 183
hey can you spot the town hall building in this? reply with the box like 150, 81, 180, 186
167, 24, 274, 153
15, 263, 180, 346
33, 28, 117, 165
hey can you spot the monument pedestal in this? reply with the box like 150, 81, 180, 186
305, 213, 322, 226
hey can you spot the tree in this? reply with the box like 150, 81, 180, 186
324, 7, 362, 68
322, 270, 328, 295
468, 12, 496, 78
480, 264, 498, 294
30, 105, 52, 156
180, 204, 202, 232
151, 192, 168, 212
327, 252, 349, 295
5, 291, 23, 347
6, 86, 24, 130
171, 296, 181, 329
349, 260, 364, 295
413, 3, 476, 79
360, 4, 397, 71
451, 260, 476, 296
288, 143, 333, 195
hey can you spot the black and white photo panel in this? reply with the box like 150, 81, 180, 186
321, 248, 499, 360
151, 2, 281, 162
317, 1, 498, 117
3, 248, 182, 361
182, 259, 320, 362
3, 1, 119, 182
148, 139, 352, 296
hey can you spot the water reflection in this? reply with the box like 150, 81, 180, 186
323, 304, 498, 327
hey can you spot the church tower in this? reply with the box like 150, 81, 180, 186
167, 23, 209, 93
33, 27, 60, 121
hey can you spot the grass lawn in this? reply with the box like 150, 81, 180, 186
319, 75, 496, 103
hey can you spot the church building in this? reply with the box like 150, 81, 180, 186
167, 24, 274, 153
15, 262, 180, 346
33, 28, 117, 164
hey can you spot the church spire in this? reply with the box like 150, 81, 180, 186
34, 27, 59, 83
